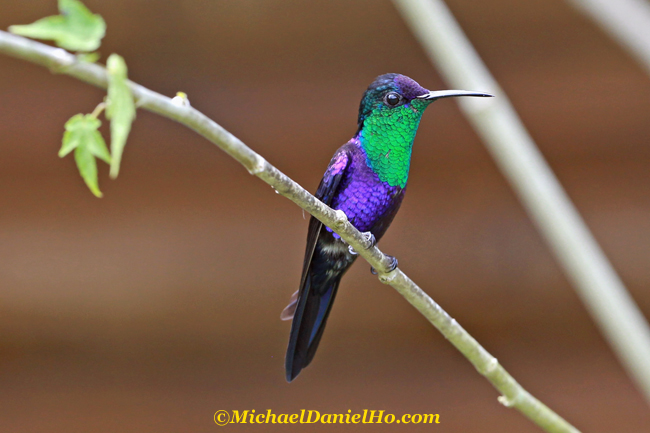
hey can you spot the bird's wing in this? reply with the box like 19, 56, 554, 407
284, 147, 353, 381
281, 147, 351, 321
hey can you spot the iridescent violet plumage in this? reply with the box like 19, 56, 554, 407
283, 73, 490, 382
324, 137, 404, 239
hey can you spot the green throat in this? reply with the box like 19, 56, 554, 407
358, 99, 430, 188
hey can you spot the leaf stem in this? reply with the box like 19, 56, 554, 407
89, 101, 106, 119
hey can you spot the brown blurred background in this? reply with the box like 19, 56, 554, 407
1, 0, 650, 431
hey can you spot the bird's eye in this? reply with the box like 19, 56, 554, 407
384, 92, 402, 107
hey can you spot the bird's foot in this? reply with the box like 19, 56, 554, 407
370, 255, 398, 275
344, 232, 375, 256
361, 231, 376, 249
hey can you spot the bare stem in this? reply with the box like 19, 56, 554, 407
0, 30, 580, 433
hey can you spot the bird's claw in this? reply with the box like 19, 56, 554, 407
345, 232, 375, 256
386, 255, 398, 271
362, 231, 376, 249
370, 255, 398, 275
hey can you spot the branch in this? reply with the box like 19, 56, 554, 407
393, 0, 650, 407
567, 0, 650, 78
0, 30, 580, 433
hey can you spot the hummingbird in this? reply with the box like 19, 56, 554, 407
281, 73, 492, 382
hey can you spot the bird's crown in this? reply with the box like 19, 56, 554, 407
357, 73, 429, 130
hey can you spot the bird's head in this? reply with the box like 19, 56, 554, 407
356, 73, 491, 132
354, 74, 492, 188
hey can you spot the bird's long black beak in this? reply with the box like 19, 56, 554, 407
416, 90, 494, 100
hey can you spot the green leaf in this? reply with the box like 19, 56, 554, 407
9, 0, 106, 52
60, 113, 111, 197
74, 144, 102, 198
105, 54, 136, 179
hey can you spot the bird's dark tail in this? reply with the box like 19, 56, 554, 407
285, 271, 342, 382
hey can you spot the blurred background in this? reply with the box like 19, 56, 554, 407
1, 0, 650, 431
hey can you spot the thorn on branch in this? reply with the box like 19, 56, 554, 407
378, 270, 397, 284
246, 154, 266, 176
171, 91, 191, 107
480, 357, 499, 376
49, 47, 75, 72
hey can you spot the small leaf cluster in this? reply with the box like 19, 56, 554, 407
60, 114, 110, 197
9, 0, 136, 197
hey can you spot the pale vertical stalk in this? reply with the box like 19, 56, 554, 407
392, 0, 650, 405
567, 0, 650, 77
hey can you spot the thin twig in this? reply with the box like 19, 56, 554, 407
392, 0, 650, 406
0, 29, 580, 433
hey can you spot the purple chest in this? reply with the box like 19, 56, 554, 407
327, 144, 405, 238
